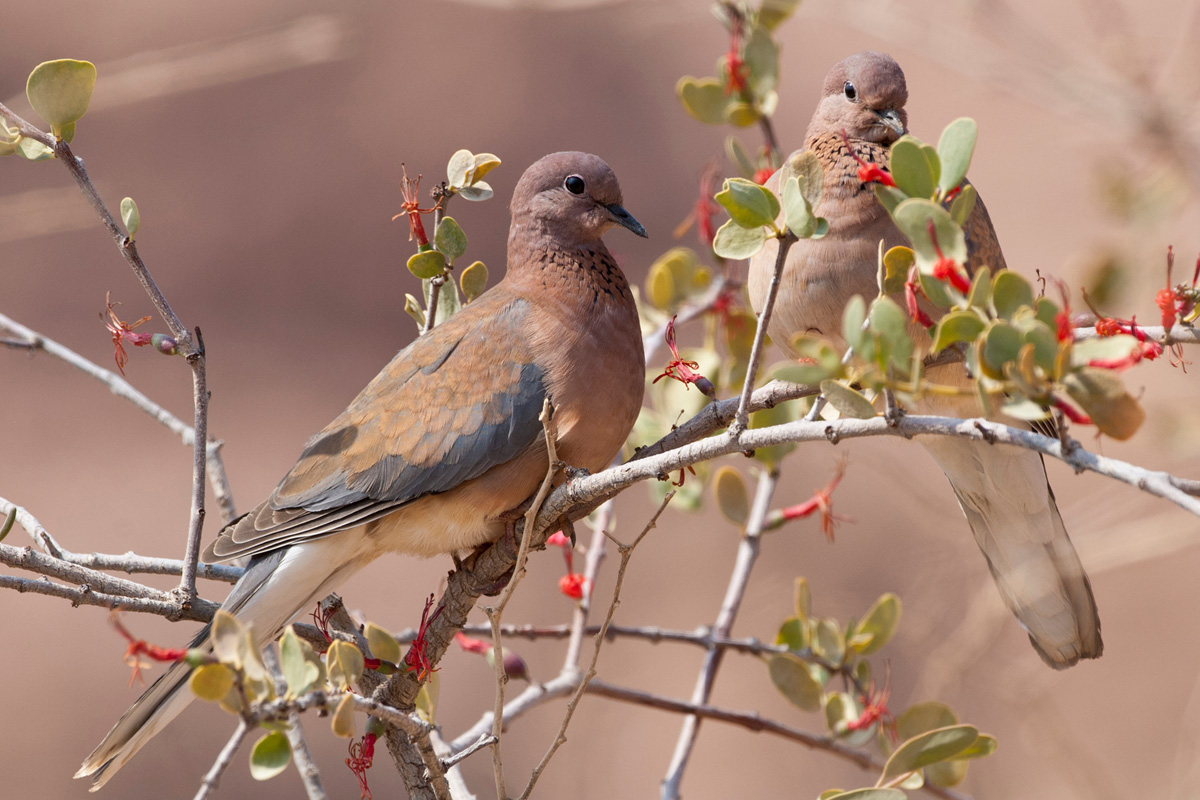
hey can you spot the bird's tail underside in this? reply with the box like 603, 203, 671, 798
77, 538, 365, 790
920, 436, 1103, 669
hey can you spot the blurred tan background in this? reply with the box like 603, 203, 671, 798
3, 0, 1200, 797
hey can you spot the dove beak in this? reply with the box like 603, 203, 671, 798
604, 203, 648, 238
875, 108, 906, 136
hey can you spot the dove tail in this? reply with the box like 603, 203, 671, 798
78, 534, 368, 790
921, 437, 1103, 669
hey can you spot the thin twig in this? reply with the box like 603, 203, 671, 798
520, 492, 674, 800
193, 719, 251, 800
729, 231, 798, 436
661, 468, 779, 799
586, 680, 970, 800
562, 499, 613, 671
484, 397, 561, 800
262, 646, 328, 800
0, 314, 236, 521
423, 276, 444, 335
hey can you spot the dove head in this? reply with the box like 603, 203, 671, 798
807, 51, 908, 145
509, 152, 647, 252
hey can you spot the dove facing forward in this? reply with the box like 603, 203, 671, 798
78, 151, 648, 789
748, 52, 1102, 669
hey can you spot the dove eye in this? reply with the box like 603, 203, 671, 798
844, 81, 857, 101
564, 175, 586, 195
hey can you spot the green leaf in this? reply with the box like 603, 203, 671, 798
949, 182, 977, 226
646, 260, 676, 310
331, 692, 356, 738
279, 627, 321, 697
469, 153, 501, 184
365, 622, 401, 665
715, 177, 780, 229
918, 268, 954, 310
459, 260, 488, 302
1071, 334, 1139, 367
991, 271, 1034, 319
120, 197, 140, 239
795, 577, 812, 620
869, 297, 913, 369
966, 264, 991, 310
1062, 367, 1145, 440
814, 618, 846, 665
854, 593, 901, 655
781, 176, 817, 237
890, 136, 938, 200
932, 310, 986, 353
724, 100, 760, 127
249, 731, 292, 781
446, 149, 473, 189
434, 217, 467, 264
873, 183, 906, 218
819, 380, 876, 419
26, 59, 96, 136
776, 336, 844, 385
892, 198, 967, 270
776, 616, 808, 651
723, 309, 758, 362
937, 117, 978, 195
881, 725, 979, 782
822, 790, 906, 800
403, 293, 425, 330
676, 76, 729, 125
211, 610, 246, 668
407, 250, 446, 280
784, 149, 824, 208
842, 295, 867, 353
189, 663, 234, 702
326, 640, 364, 691
457, 181, 493, 202
712, 219, 768, 260
725, 135, 755, 179
712, 465, 750, 525
979, 321, 1022, 380
16, 137, 53, 161
882, 246, 914, 295
742, 24, 778, 99
896, 701, 957, 742
950, 733, 998, 760
757, 0, 801, 30
767, 653, 823, 711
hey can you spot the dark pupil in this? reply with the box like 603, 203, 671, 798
564, 175, 585, 195
844, 81, 856, 100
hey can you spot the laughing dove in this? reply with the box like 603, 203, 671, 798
748, 52, 1102, 669
78, 151, 648, 788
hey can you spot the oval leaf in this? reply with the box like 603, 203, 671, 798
119, 197, 140, 239
795, 576, 812, 620
892, 198, 967, 269
715, 177, 780, 229
407, 249, 446, 279
249, 731, 291, 781
459, 260, 488, 302
326, 640, 364, 691
882, 725, 979, 782
434, 216, 467, 264
457, 182, 493, 202
1062, 367, 1145, 440
932, 310, 985, 353
890, 136, 937, 200
823, 790, 907, 800
712, 465, 750, 525
819, 380, 877, 419
937, 117, 978, 195
331, 692, 356, 738
776, 616, 808, 651
992, 271, 1034, 319
211, 610, 246, 668
365, 622, 401, 665
446, 149, 474, 188
676, 76, 729, 125
781, 176, 816, 237
279, 627, 321, 697
712, 219, 767, 260
767, 653, 823, 711
189, 663, 234, 702
854, 593, 901, 655
26, 59, 96, 134
469, 153, 501, 185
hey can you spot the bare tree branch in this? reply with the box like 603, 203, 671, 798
193, 719, 250, 800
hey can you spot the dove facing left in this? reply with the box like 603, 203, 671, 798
77, 150, 648, 790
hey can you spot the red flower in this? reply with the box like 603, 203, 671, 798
1157, 287, 1179, 332
776, 460, 850, 541
559, 573, 590, 600
846, 664, 897, 743
904, 266, 934, 328
403, 594, 443, 682
110, 612, 188, 687
1088, 340, 1163, 370
752, 167, 775, 186
390, 164, 440, 248
1094, 317, 1123, 337
932, 257, 970, 294
653, 316, 716, 397
454, 631, 491, 656
723, 16, 747, 96
841, 130, 896, 188
102, 293, 155, 376
545, 531, 571, 548
346, 732, 376, 800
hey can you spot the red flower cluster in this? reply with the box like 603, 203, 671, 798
846, 664, 897, 743
723, 16, 747, 96
346, 732, 376, 800
546, 528, 591, 601
904, 266, 934, 329
776, 460, 850, 541
403, 594, 443, 682
390, 164, 441, 248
